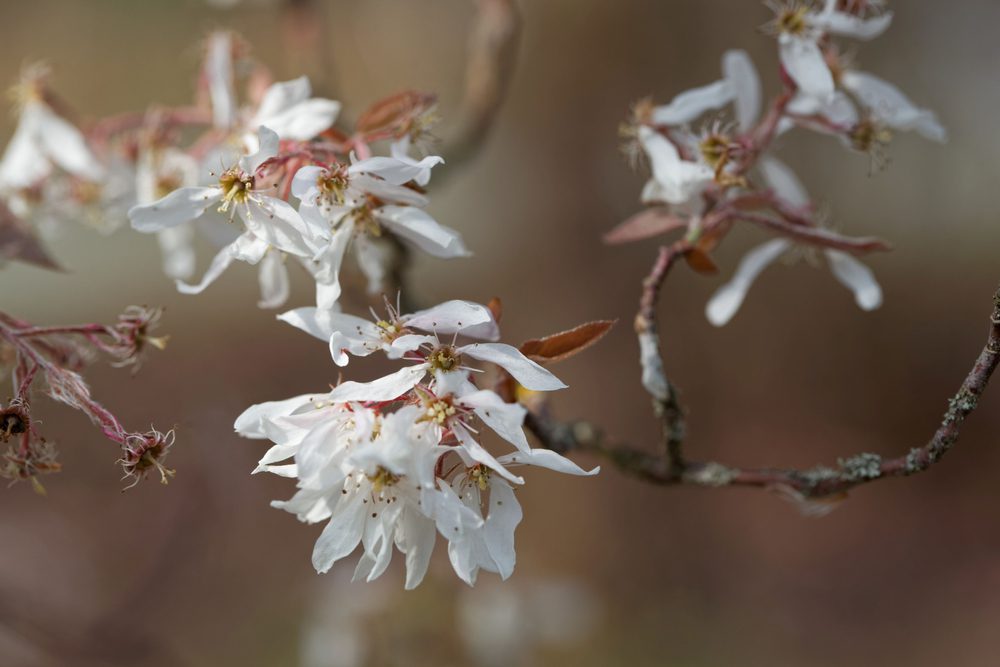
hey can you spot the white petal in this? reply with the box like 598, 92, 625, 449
459, 343, 567, 391
377, 206, 470, 258
650, 79, 734, 126
278, 307, 331, 341
291, 165, 324, 201
206, 32, 236, 129
349, 153, 443, 187
498, 448, 600, 476
723, 50, 762, 132
312, 494, 366, 574
325, 364, 427, 402
254, 77, 312, 126
0, 113, 50, 188
234, 393, 322, 438
240, 126, 281, 174
481, 480, 521, 580
454, 425, 524, 485
311, 225, 353, 310
397, 507, 437, 590
156, 224, 196, 280
706, 239, 791, 326
824, 250, 882, 311
354, 235, 392, 294
458, 390, 530, 453
325, 314, 384, 365
241, 196, 318, 257
842, 71, 946, 142
260, 98, 341, 141
34, 103, 104, 180
404, 300, 496, 337
175, 238, 238, 295
257, 250, 290, 309
758, 156, 810, 208
779, 34, 834, 102
129, 186, 222, 233
638, 127, 713, 205
814, 10, 893, 40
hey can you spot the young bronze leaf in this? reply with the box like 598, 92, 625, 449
684, 246, 718, 275
355, 90, 437, 137
603, 207, 687, 245
519, 320, 616, 365
0, 204, 60, 271
487, 297, 503, 325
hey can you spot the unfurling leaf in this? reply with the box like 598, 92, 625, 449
487, 297, 503, 325
684, 246, 718, 275
603, 207, 687, 245
519, 320, 616, 365
355, 91, 437, 137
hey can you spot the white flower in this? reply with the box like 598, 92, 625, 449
770, 0, 892, 102
638, 126, 714, 207
446, 449, 598, 586
129, 126, 328, 305
249, 77, 341, 143
0, 74, 104, 191
706, 156, 882, 325
280, 298, 500, 361
289, 158, 465, 303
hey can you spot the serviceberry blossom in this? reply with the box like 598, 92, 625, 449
706, 156, 882, 325
616, 1, 940, 328
766, 0, 892, 102
237, 298, 597, 588
129, 126, 329, 306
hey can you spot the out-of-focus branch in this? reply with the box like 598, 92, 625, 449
528, 283, 1000, 502
440, 0, 522, 170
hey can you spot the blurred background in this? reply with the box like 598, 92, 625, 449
2, 0, 1000, 665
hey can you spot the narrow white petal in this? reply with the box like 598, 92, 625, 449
454, 425, 524, 485
234, 393, 322, 437
723, 49, 762, 132
498, 448, 600, 476
254, 77, 312, 126
842, 71, 946, 142
326, 364, 427, 402
206, 32, 236, 129
240, 126, 281, 174
0, 113, 50, 188
481, 480, 521, 580
706, 239, 791, 326
638, 127, 713, 205
779, 34, 834, 102
241, 197, 318, 257
459, 343, 567, 391
129, 187, 222, 232
312, 494, 366, 573
650, 79, 734, 125
459, 390, 531, 453
156, 224, 196, 280
825, 250, 883, 311
758, 156, 810, 208
261, 99, 341, 141
175, 239, 239, 295
404, 300, 496, 336
377, 206, 470, 258
814, 10, 893, 40
35, 103, 104, 180
257, 250, 290, 309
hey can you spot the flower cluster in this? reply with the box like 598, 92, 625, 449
237, 299, 598, 588
614, 0, 943, 325
0, 33, 464, 309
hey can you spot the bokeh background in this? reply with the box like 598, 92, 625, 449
2, 1, 1000, 665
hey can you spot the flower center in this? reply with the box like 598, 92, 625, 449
427, 345, 461, 372
777, 6, 810, 35
423, 398, 458, 425
367, 465, 400, 493
849, 118, 892, 154
218, 167, 252, 213
699, 134, 731, 170
469, 464, 491, 491
317, 170, 348, 205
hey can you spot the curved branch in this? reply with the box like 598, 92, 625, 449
529, 273, 1000, 501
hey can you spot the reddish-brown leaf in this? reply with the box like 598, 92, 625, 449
355, 91, 437, 137
519, 320, 616, 365
0, 204, 60, 271
603, 207, 688, 245
487, 297, 503, 325
684, 246, 718, 275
